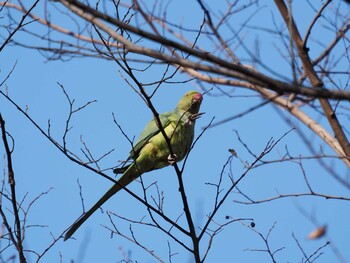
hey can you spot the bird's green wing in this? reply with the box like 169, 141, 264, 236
113, 111, 173, 174
129, 111, 173, 159
113, 111, 176, 174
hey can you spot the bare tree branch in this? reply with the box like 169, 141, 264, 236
274, 0, 350, 160
0, 114, 27, 263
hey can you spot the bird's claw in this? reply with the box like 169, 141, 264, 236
186, 112, 205, 125
167, 154, 178, 165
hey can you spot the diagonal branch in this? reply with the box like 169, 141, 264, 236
55, 0, 350, 101
274, 0, 350, 160
0, 0, 40, 52
178, 64, 350, 167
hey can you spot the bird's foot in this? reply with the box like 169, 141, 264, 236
186, 112, 205, 125
167, 154, 178, 165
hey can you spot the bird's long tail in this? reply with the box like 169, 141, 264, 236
64, 167, 137, 241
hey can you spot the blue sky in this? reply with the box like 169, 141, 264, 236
1, 1, 350, 262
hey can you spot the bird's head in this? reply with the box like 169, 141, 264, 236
176, 90, 203, 114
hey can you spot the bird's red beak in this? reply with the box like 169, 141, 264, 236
193, 93, 203, 103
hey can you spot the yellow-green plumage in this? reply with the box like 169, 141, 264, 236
64, 90, 203, 240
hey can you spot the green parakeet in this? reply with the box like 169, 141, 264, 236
64, 90, 203, 240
